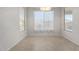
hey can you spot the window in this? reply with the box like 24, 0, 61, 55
19, 8, 25, 31
34, 11, 54, 31
64, 8, 72, 32
19, 17, 25, 31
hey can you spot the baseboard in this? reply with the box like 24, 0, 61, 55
63, 32, 79, 46
8, 34, 27, 51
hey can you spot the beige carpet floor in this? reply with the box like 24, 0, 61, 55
10, 36, 79, 51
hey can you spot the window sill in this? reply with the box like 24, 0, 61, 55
65, 29, 72, 32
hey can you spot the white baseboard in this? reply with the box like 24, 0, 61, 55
63, 31, 79, 46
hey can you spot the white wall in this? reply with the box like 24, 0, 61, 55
72, 8, 79, 45
61, 7, 79, 45
27, 7, 61, 36
0, 7, 27, 51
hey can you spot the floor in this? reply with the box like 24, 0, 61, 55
10, 36, 79, 51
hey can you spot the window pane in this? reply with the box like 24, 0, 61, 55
44, 11, 54, 31
19, 8, 25, 31
34, 11, 54, 31
34, 11, 44, 31
65, 8, 72, 31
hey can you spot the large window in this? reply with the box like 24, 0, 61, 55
64, 8, 72, 32
34, 11, 54, 31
